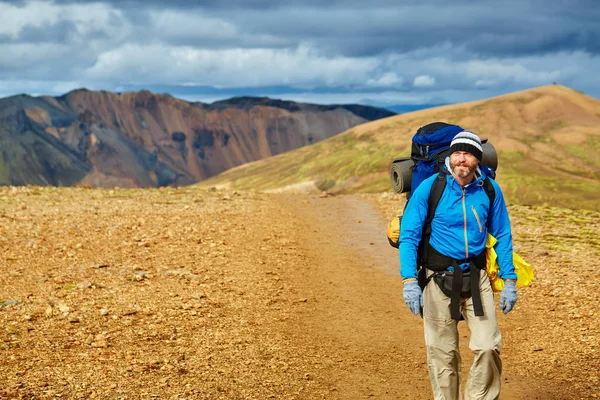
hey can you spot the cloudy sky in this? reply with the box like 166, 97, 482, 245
1, 0, 599, 107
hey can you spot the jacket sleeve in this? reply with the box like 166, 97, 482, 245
399, 179, 431, 280
487, 181, 518, 281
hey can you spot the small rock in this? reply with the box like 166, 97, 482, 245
133, 271, 148, 281
100, 308, 110, 316
1, 299, 20, 307
58, 304, 70, 313
77, 282, 92, 290
92, 340, 108, 348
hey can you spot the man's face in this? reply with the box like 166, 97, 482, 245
450, 151, 479, 178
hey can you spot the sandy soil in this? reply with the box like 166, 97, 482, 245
0, 186, 598, 399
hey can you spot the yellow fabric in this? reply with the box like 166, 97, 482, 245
387, 216, 400, 246
485, 234, 534, 292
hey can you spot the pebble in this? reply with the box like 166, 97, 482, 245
77, 282, 92, 289
133, 271, 149, 281
58, 304, 70, 313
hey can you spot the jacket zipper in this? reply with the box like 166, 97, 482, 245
461, 188, 469, 259
471, 205, 483, 233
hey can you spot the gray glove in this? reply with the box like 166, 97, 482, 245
499, 280, 518, 314
403, 281, 423, 315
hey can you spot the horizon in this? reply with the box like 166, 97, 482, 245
1, 0, 600, 107
2, 84, 595, 112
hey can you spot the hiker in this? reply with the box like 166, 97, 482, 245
399, 131, 518, 400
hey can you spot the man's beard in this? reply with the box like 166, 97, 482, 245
451, 162, 475, 178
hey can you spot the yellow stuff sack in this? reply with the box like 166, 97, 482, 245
387, 216, 402, 248
486, 234, 534, 292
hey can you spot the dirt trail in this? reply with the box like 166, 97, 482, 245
0, 187, 593, 399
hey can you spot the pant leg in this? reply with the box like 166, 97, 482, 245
462, 272, 502, 400
423, 273, 461, 400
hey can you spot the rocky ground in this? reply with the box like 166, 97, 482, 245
0, 186, 598, 399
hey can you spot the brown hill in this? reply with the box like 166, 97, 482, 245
197, 84, 600, 211
0, 90, 394, 188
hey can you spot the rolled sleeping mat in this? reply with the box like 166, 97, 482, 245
481, 142, 498, 171
390, 158, 415, 194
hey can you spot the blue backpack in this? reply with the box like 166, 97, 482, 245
390, 122, 497, 200
410, 122, 463, 198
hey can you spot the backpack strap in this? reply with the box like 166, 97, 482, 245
419, 172, 446, 267
427, 173, 447, 224
482, 177, 496, 224
416, 172, 447, 290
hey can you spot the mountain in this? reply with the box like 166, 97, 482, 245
0, 90, 395, 188
196, 84, 600, 211
382, 103, 448, 113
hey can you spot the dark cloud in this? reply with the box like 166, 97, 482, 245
2, 0, 599, 57
214, 3, 600, 58
9, 20, 110, 44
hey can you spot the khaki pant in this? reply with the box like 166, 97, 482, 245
423, 270, 502, 400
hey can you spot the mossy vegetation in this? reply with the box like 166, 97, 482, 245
509, 204, 600, 254
199, 132, 400, 192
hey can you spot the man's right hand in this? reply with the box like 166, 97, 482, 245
403, 280, 423, 315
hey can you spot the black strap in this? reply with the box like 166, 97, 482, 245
418, 172, 447, 268
470, 265, 484, 317
450, 261, 463, 321
426, 245, 487, 271
482, 177, 496, 214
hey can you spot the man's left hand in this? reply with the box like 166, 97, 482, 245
499, 280, 518, 314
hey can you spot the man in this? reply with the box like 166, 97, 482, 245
399, 131, 518, 400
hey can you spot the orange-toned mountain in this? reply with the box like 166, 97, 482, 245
0, 89, 394, 187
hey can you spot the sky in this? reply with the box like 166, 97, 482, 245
1, 0, 599, 107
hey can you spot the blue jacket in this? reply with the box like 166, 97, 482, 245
399, 167, 517, 281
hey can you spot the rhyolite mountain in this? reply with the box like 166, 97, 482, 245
0, 89, 395, 187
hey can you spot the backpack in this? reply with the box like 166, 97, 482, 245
389, 122, 497, 202
386, 122, 498, 249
